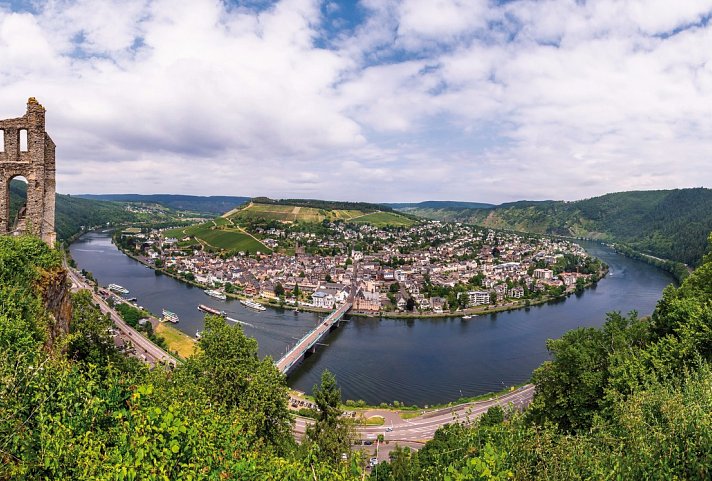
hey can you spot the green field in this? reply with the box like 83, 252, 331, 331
163, 220, 270, 253
348, 211, 415, 227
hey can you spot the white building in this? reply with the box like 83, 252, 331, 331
466, 290, 491, 305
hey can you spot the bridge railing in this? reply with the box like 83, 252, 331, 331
276, 302, 352, 373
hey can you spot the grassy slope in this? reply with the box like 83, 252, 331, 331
401, 189, 712, 266
349, 211, 415, 227
164, 219, 270, 253
231, 201, 415, 226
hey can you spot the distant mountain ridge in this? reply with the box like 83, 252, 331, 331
395, 188, 712, 266
77, 194, 250, 215
385, 200, 495, 210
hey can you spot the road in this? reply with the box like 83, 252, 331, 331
65, 263, 179, 367
276, 302, 351, 373
293, 384, 536, 460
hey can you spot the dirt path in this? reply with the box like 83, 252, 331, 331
222, 201, 252, 218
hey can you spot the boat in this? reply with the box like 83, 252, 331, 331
240, 299, 266, 311
462, 315, 472, 319
108, 283, 129, 294
204, 289, 227, 301
196, 331, 202, 339
161, 309, 179, 323
198, 304, 226, 317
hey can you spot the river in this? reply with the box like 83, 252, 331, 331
70, 232, 674, 406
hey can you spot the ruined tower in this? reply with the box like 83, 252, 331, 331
0, 98, 56, 245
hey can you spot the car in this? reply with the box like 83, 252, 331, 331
363, 440, 372, 445
386, 427, 393, 432
369, 458, 379, 467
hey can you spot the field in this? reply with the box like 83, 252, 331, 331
348, 211, 415, 227
230, 202, 415, 227
230, 202, 371, 224
155, 322, 198, 359
163, 220, 270, 253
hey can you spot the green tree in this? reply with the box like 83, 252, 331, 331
305, 370, 353, 464
178, 316, 293, 450
69, 290, 116, 365
274, 282, 285, 297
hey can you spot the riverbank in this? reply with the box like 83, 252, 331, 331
155, 322, 198, 359
115, 240, 607, 320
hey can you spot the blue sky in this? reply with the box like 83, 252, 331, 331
1, 0, 711, 203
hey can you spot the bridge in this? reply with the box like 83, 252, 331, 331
276, 302, 352, 375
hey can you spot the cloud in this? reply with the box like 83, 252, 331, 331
0, 0, 711, 203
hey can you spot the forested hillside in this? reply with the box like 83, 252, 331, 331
400, 188, 712, 266
78, 193, 250, 215
10, 180, 138, 241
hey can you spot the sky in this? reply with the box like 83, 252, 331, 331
0, 0, 711, 203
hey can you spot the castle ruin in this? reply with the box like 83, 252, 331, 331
0, 98, 56, 245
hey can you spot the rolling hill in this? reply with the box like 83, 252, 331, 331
397, 188, 712, 266
77, 194, 250, 215
228, 199, 416, 227
385, 200, 495, 210
163, 198, 417, 253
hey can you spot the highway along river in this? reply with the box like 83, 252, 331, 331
70, 231, 674, 406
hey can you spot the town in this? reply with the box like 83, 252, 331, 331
117, 219, 606, 317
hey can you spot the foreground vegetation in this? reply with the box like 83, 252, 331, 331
3, 232, 712, 479
0, 236, 357, 479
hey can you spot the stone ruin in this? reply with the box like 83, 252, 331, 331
0, 98, 56, 245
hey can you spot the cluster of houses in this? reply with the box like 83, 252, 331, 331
127, 221, 596, 315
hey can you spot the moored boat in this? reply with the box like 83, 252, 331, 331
161, 309, 179, 323
240, 299, 266, 311
204, 289, 227, 301
108, 283, 129, 294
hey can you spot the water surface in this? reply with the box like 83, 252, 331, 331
71, 233, 673, 405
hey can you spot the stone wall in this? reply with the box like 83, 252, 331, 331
0, 98, 56, 244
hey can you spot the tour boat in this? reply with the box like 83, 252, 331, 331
161, 309, 179, 323
240, 299, 266, 311
198, 304, 226, 317
204, 289, 227, 301
108, 283, 129, 294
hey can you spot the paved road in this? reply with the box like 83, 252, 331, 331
66, 264, 179, 367
294, 384, 535, 458
276, 302, 351, 373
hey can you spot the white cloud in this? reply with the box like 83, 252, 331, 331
0, 0, 711, 203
